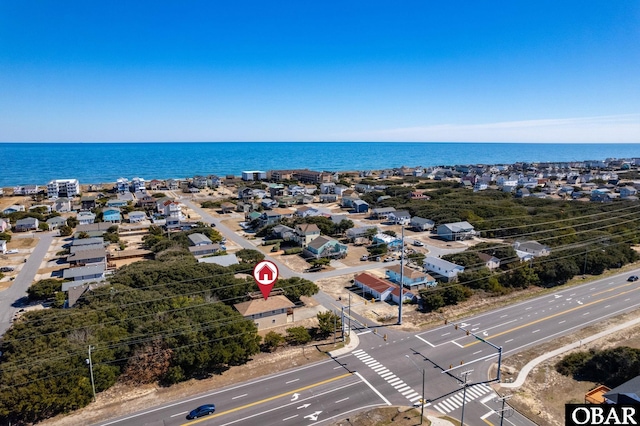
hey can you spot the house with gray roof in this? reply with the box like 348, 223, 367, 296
188, 233, 213, 246
410, 217, 435, 231
62, 263, 105, 282
15, 217, 39, 232
197, 253, 239, 267
436, 221, 476, 241
371, 207, 396, 220
46, 216, 67, 230
304, 236, 347, 259
67, 247, 107, 266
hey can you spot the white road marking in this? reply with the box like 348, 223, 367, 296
532, 329, 540, 333
283, 414, 298, 421
335, 397, 349, 404
481, 395, 494, 403
355, 372, 392, 405
232, 393, 247, 399
356, 330, 372, 335
333, 366, 343, 369
525, 306, 532, 310
415, 335, 435, 347
583, 312, 590, 316
505, 339, 513, 343
451, 340, 463, 348
441, 332, 450, 336
500, 314, 508, 318
286, 379, 299, 384
559, 320, 566, 324
473, 350, 482, 355
170, 411, 188, 418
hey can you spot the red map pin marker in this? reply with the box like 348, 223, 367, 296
253, 260, 279, 300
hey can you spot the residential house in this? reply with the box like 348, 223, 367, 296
372, 233, 402, 249
260, 198, 277, 210
271, 225, 296, 241
423, 256, 465, 282
268, 184, 286, 197
0, 218, 9, 233
15, 217, 39, 232
294, 223, 321, 247
477, 253, 500, 270
408, 191, 429, 199
161, 200, 183, 229
106, 198, 128, 208
166, 179, 180, 190
136, 194, 156, 209
410, 217, 435, 231
234, 295, 295, 330
351, 199, 369, 213
333, 185, 349, 196
220, 202, 236, 214
515, 187, 530, 198
22, 185, 40, 195
303, 236, 347, 259
46, 216, 67, 230
103, 208, 122, 223
295, 206, 320, 217
70, 237, 104, 252
74, 222, 113, 238
345, 225, 379, 243
52, 197, 72, 213
320, 182, 336, 194
341, 194, 360, 209
238, 187, 256, 201
390, 286, 416, 305
319, 194, 338, 203
620, 186, 638, 199
128, 211, 147, 223
436, 221, 476, 241
188, 233, 212, 246
77, 211, 96, 225
388, 210, 411, 225
590, 188, 618, 203
296, 169, 332, 184
354, 273, 396, 302
62, 263, 106, 284
81, 196, 97, 210
385, 264, 436, 289
148, 179, 163, 190
354, 183, 374, 193
603, 376, 640, 404
3, 205, 25, 214
268, 169, 297, 182
189, 242, 221, 257
513, 241, 550, 260
67, 247, 107, 266
371, 207, 396, 220
0, 240, 6, 254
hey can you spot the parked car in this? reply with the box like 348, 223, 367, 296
628, 276, 639, 282
360, 255, 369, 261
412, 240, 424, 247
187, 404, 216, 420
5, 249, 18, 254
0, 267, 15, 272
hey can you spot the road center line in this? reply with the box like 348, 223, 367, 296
231, 394, 247, 400
282, 415, 298, 421
171, 411, 188, 418
335, 397, 349, 403
285, 379, 299, 384
182, 372, 353, 425
464, 285, 640, 347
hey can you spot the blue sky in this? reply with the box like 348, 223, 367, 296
1, 1, 638, 142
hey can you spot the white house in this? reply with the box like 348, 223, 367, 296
47, 179, 80, 199
77, 211, 96, 225
436, 222, 476, 241
423, 256, 465, 282
410, 217, 435, 231
514, 240, 550, 260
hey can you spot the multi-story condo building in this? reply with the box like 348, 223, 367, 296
131, 177, 146, 193
116, 178, 129, 193
47, 179, 80, 199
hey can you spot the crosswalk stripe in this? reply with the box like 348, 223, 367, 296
408, 394, 422, 402
434, 405, 447, 414
380, 372, 393, 378
388, 378, 403, 386
396, 385, 411, 392
401, 388, 415, 396
440, 400, 455, 412
406, 392, 419, 400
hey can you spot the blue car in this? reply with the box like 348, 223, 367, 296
187, 404, 216, 419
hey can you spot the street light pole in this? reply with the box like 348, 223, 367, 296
86, 345, 96, 402
398, 226, 404, 325
405, 355, 425, 425
459, 369, 473, 426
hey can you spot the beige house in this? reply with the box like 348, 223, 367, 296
294, 223, 321, 247
234, 295, 296, 330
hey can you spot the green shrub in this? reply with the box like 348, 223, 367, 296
283, 247, 303, 255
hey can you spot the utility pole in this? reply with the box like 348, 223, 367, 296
405, 355, 425, 424
348, 292, 351, 335
495, 394, 512, 426
398, 226, 404, 325
459, 369, 473, 426
86, 345, 96, 402
341, 306, 345, 342
583, 248, 588, 275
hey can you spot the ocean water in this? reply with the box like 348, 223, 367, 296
1, 142, 639, 187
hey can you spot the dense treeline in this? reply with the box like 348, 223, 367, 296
0, 250, 317, 424
556, 347, 640, 388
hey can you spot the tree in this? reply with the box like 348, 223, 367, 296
278, 277, 319, 302
419, 288, 445, 312
77, 231, 90, 239
0, 232, 12, 242
286, 326, 311, 345
262, 331, 285, 352
66, 216, 78, 228
58, 225, 73, 237
317, 311, 341, 337
27, 279, 62, 301
236, 249, 265, 264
